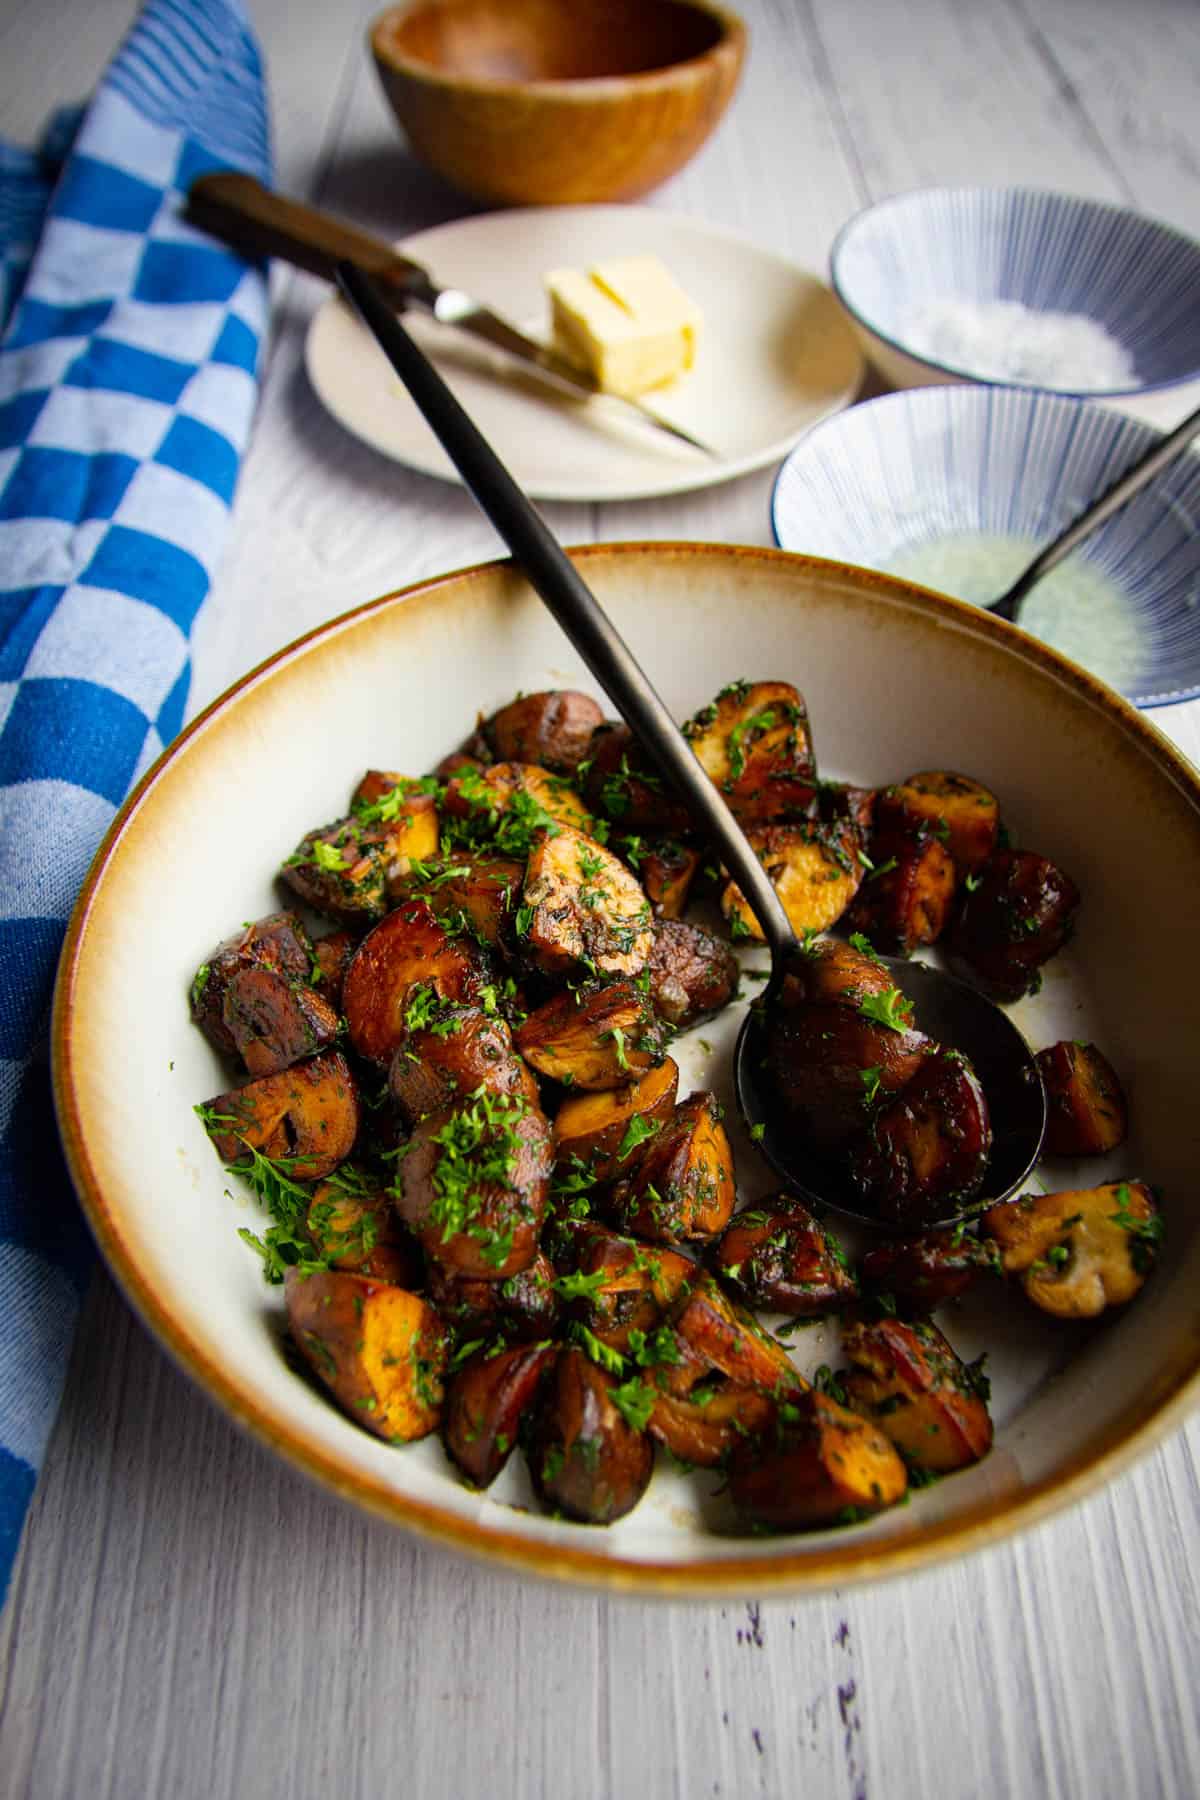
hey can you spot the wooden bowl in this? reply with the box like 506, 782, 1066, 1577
369, 0, 747, 205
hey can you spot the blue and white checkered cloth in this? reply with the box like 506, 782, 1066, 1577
0, 0, 272, 1608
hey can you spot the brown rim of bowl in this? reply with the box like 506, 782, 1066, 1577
368, 0, 747, 99
52, 542, 1200, 1598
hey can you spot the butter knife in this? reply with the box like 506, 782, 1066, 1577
186, 173, 715, 457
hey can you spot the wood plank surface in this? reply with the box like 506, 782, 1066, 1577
3, 0, 1200, 1795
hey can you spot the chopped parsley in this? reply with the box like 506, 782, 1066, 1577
858, 987, 914, 1032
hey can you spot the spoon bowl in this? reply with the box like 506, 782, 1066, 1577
734, 954, 1047, 1232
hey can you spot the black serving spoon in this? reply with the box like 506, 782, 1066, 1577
337, 261, 1046, 1233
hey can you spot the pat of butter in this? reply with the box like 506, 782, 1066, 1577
545, 255, 702, 399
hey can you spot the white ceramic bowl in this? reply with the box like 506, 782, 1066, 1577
54, 544, 1200, 1595
771, 385, 1200, 709
830, 186, 1200, 398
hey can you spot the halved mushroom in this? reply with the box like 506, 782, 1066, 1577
388, 998, 539, 1124
683, 679, 817, 823
342, 899, 489, 1066
610, 1092, 736, 1242
859, 1230, 1001, 1313
981, 1181, 1161, 1317
711, 1202, 857, 1315
949, 849, 1080, 1001
729, 1390, 908, 1529
551, 1056, 679, 1180
443, 1340, 557, 1487
845, 1047, 992, 1226
400, 851, 524, 949
285, 1269, 445, 1443
619, 837, 701, 919
874, 771, 999, 878
442, 761, 593, 844
426, 1250, 561, 1341
765, 995, 933, 1152
348, 771, 440, 872
556, 1225, 696, 1354
1036, 1040, 1128, 1157
190, 912, 314, 1058
221, 965, 340, 1077
646, 919, 738, 1029
583, 722, 692, 833
481, 690, 604, 774
396, 1089, 552, 1280
669, 1273, 806, 1397
306, 1171, 423, 1286
782, 934, 894, 1010
846, 829, 957, 953
841, 1315, 993, 1472
280, 811, 425, 927
517, 979, 666, 1090
721, 821, 865, 941
520, 825, 654, 980
526, 1345, 655, 1524
200, 1049, 360, 1181
648, 1383, 775, 1468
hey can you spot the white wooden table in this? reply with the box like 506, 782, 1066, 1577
3, 1, 1200, 1794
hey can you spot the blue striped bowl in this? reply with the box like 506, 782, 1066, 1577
830, 187, 1200, 398
770, 385, 1200, 708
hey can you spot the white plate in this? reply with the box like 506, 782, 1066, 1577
304, 206, 864, 502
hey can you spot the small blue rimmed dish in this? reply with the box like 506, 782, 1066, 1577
830, 186, 1200, 400
770, 384, 1200, 708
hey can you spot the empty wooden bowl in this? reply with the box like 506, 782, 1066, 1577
369, 0, 747, 206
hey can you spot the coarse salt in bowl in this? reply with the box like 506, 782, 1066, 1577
770, 384, 1200, 708
830, 187, 1200, 398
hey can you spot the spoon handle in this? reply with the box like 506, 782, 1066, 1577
991, 398, 1200, 621
336, 261, 796, 959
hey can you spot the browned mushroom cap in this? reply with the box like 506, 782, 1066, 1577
388, 1000, 538, 1125
949, 849, 1080, 1001
444, 1340, 557, 1488
583, 722, 693, 833
1036, 1040, 1128, 1157
551, 1057, 679, 1182
482, 690, 605, 775
517, 978, 666, 1091
200, 1050, 360, 1181
782, 935, 894, 1009
645, 919, 738, 1029
711, 1203, 857, 1316
343, 900, 489, 1066
556, 1225, 696, 1355
619, 838, 700, 919
441, 761, 594, 840
647, 1383, 775, 1468
816, 781, 876, 830
190, 912, 314, 1058
846, 828, 957, 953
841, 1315, 994, 1473
397, 1090, 552, 1281
610, 1092, 736, 1242
845, 1046, 992, 1226
221, 965, 340, 1078
875, 771, 999, 878
285, 1269, 445, 1444
729, 1390, 907, 1530
683, 679, 817, 824
310, 929, 356, 1007
669, 1272, 806, 1397
426, 1249, 561, 1341
859, 1230, 1001, 1313
280, 806, 433, 928
526, 1345, 655, 1524
305, 1175, 424, 1287
396, 851, 525, 950
765, 997, 932, 1152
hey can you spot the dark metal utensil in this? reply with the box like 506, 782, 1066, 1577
989, 398, 1200, 621
337, 260, 1046, 1232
